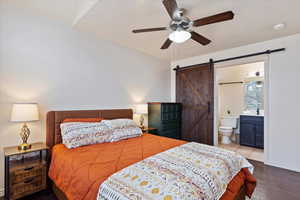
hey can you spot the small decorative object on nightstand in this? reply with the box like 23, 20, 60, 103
10, 103, 39, 151
135, 104, 148, 129
4, 142, 48, 200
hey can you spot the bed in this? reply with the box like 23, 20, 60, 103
46, 109, 256, 200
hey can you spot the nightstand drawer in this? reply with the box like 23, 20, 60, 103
11, 175, 46, 199
10, 164, 46, 185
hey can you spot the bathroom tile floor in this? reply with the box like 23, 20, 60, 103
218, 143, 264, 162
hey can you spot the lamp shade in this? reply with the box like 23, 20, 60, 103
11, 103, 39, 122
135, 104, 148, 114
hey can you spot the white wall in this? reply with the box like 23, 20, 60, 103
0, 3, 170, 192
171, 34, 300, 172
219, 83, 244, 117
217, 62, 264, 117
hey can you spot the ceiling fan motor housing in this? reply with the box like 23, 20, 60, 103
169, 15, 192, 31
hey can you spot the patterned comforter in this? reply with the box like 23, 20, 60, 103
97, 142, 253, 200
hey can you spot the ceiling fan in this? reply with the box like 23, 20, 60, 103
132, 0, 234, 50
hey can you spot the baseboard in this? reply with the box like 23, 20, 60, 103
265, 160, 300, 173
0, 187, 4, 197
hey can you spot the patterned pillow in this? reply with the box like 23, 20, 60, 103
109, 127, 143, 142
63, 118, 104, 123
101, 119, 138, 129
102, 119, 142, 142
60, 122, 112, 149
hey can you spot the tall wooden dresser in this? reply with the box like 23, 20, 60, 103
148, 102, 182, 139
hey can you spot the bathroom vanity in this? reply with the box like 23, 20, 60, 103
240, 115, 264, 149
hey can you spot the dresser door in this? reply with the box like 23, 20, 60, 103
161, 103, 181, 139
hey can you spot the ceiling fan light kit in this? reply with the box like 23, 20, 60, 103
169, 30, 191, 43
132, 0, 235, 50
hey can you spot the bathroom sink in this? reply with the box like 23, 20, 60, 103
241, 110, 264, 116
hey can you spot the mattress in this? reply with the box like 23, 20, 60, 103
48, 133, 256, 200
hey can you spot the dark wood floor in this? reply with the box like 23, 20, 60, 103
249, 160, 300, 200
2, 160, 300, 200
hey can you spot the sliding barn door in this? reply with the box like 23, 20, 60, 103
176, 63, 214, 145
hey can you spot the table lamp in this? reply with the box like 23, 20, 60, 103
11, 103, 39, 150
135, 104, 148, 129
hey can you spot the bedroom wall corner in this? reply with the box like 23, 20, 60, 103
0, 2, 171, 192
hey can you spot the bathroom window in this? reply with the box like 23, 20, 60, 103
244, 81, 264, 111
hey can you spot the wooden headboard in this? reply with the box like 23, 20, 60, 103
46, 109, 133, 150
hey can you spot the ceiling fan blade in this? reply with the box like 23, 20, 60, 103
132, 27, 167, 33
193, 11, 234, 27
190, 31, 211, 45
161, 39, 173, 49
163, 0, 178, 19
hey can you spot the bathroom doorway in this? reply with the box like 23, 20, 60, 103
215, 61, 265, 162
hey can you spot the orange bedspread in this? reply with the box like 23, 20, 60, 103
49, 134, 256, 200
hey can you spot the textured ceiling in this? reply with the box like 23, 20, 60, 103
4, 0, 300, 61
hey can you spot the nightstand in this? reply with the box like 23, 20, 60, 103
4, 142, 49, 200
142, 127, 158, 134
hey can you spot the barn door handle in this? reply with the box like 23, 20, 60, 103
208, 102, 211, 113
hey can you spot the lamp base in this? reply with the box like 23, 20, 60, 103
18, 143, 32, 151
18, 123, 31, 151
140, 125, 145, 130
139, 114, 145, 129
